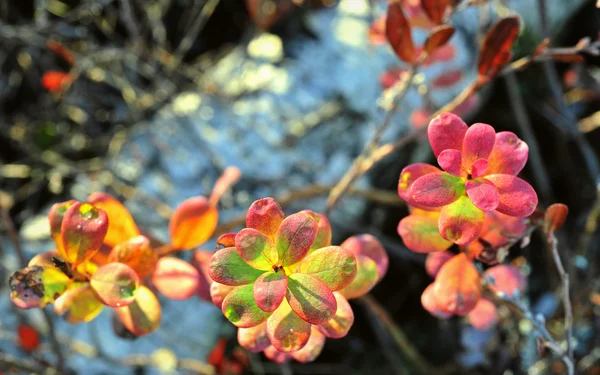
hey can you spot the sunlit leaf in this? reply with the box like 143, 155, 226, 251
398, 213, 452, 253
317, 292, 354, 338
465, 178, 499, 212
433, 254, 481, 315
291, 327, 326, 363
41, 71, 73, 92
275, 212, 317, 266
208, 247, 264, 286
190, 250, 213, 301
222, 284, 270, 328
486, 132, 529, 175
286, 273, 336, 325
152, 257, 200, 300
478, 16, 521, 81
437, 149, 464, 177
254, 271, 287, 312
421, 283, 452, 319
410, 172, 465, 208
169, 196, 218, 250
90, 263, 139, 307
87, 192, 140, 247
17, 324, 40, 352
215, 232, 237, 251
428, 112, 468, 157
386, 0, 416, 64
54, 284, 104, 323
61, 202, 109, 267
267, 299, 311, 352
485, 174, 538, 217
9, 265, 71, 309
108, 235, 157, 279
246, 197, 285, 241
116, 285, 161, 336
544, 203, 569, 236
235, 228, 278, 270
337, 254, 379, 300
238, 322, 271, 353
301, 210, 332, 251
210, 281, 235, 309
439, 196, 485, 245
425, 251, 454, 278
48, 200, 77, 259
484, 265, 525, 297
208, 166, 241, 206
467, 298, 498, 330
424, 25, 454, 53
340, 234, 389, 280
398, 163, 441, 208
111, 312, 139, 340
462, 123, 496, 168
421, 0, 449, 25
296, 246, 357, 291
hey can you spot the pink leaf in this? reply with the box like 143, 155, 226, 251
275, 212, 318, 266
486, 132, 529, 175
462, 123, 496, 168
246, 197, 285, 240
439, 196, 485, 245
437, 149, 464, 176
425, 251, 454, 278
485, 174, 538, 217
410, 172, 465, 208
398, 163, 441, 208
152, 257, 200, 300
484, 265, 525, 297
253, 271, 287, 312
467, 299, 498, 330
470, 159, 489, 178
427, 112, 468, 157
339, 234, 389, 280
421, 283, 452, 319
465, 178, 499, 212
210, 282, 235, 309
432, 70, 462, 88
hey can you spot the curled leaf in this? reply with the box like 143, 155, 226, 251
90, 263, 139, 307
286, 273, 336, 325
275, 212, 317, 266
478, 16, 521, 81
54, 284, 104, 323
222, 284, 270, 328
9, 265, 71, 309
433, 254, 481, 315
116, 285, 161, 335
48, 200, 77, 258
61, 202, 109, 267
267, 300, 311, 352
215, 232, 236, 251
87, 193, 140, 247
486, 132, 529, 175
169, 196, 218, 250
296, 246, 357, 291
108, 235, 157, 279
386, 1, 416, 64
152, 257, 200, 300
317, 292, 354, 338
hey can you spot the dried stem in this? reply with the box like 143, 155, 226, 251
0, 207, 66, 373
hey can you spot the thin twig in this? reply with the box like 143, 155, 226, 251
0, 352, 53, 375
0, 207, 66, 373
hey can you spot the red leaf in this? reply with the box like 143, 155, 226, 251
427, 112, 468, 157
437, 149, 464, 176
398, 163, 441, 208
215, 232, 237, 251
108, 235, 157, 279
316, 292, 354, 338
41, 71, 73, 92
421, 0, 449, 25
267, 300, 311, 352
544, 203, 569, 236
17, 325, 40, 352
207, 338, 226, 367
425, 251, 454, 278
210, 282, 235, 309
467, 299, 498, 330
91, 262, 140, 307
190, 250, 213, 301
47, 40, 75, 65
290, 327, 326, 363
410, 172, 465, 208
245, 0, 293, 30
238, 322, 270, 353
424, 25, 455, 54
462, 123, 496, 168
484, 174, 538, 217
87, 192, 140, 248
208, 166, 241, 207
61, 202, 109, 267
470, 159, 489, 178
433, 254, 481, 315
285, 274, 336, 325
275, 212, 318, 266
253, 271, 287, 312
484, 265, 525, 297
246, 197, 285, 241
339, 234, 388, 280
369, 15, 387, 45
421, 283, 452, 319
152, 257, 200, 300
465, 178, 499, 212
386, 1, 416, 64
486, 131, 529, 175
478, 16, 521, 81
432, 69, 462, 88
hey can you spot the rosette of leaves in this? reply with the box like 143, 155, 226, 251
208, 198, 389, 361
9, 169, 238, 337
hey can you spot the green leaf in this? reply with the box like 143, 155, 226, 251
296, 246, 357, 291
267, 299, 311, 353
54, 284, 104, 323
208, 247, 264, 286
338, 254, 379, 300
286, 273, 336, 325
90, 263, 139, 308
222, 284, 270, 328
235, 228, 278, 270
116, 285, 161, 335
275, 212, 317, 266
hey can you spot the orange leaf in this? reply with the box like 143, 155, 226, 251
41, 71, 73, 92
386, 1, 416, 64
421, 0, 449, 25
169, 196, 218, 250
116, 286, 161, 335
544, 203, 568, 236
433, 253, 481, 315
47, 40, 76, 65
424, 25, 455, 55
87, 192, 140, 248
477, 16, 521, 82
209, 166, 241, 207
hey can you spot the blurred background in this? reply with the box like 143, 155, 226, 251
0, 0, 599, 374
